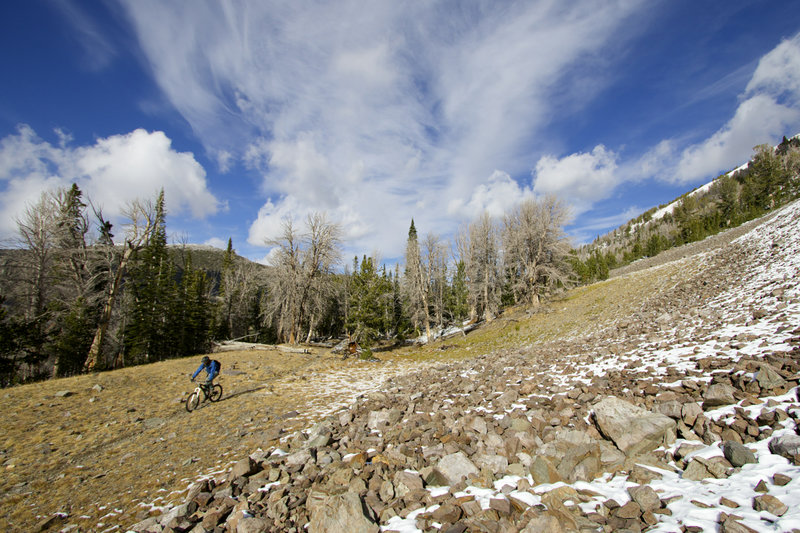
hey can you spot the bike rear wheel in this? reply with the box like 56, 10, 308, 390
185, 391, 201, 412
209, 383, 223, 402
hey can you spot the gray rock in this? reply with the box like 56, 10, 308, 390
393, 471, 423, 498
592, 397, 676, 457
427, 452, 479, 486
682, 458, 712, 481
628, 485, 661, 513
656, 400, 683, 420
703, 383, 736, 408
768, 434, 800, 459
681, 402, 703, 426
236, 517, 272, 533
367, 409, 402, 431
308, 491, 379, 533
55, 390, 73, 398
474, 454, 508, 474
721, 441, 757, 467
755, 364, 787, 390
229, 457, 257, 479
285, 449, 313, 467
520, 513, 564, 532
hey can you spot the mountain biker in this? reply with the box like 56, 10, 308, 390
191, 356, 220, 388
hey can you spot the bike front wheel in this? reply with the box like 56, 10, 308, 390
185, 390, 201, 412
209, 384, 223, 402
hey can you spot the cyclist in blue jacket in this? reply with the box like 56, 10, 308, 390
191, 356, 220, 388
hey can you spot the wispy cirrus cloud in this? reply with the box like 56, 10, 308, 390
117, 0, 648, 256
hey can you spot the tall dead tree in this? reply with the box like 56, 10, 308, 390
403, 219, 431, 342
457, 211, 500, 322
84, 198, 157, 372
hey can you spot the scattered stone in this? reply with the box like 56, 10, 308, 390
308, 491, 379, 533
721, 441, 757, 467
628, 484, 661, 513
426, 452, 479, 486
703, 383, 736, 408
752, 494, 788, 516
768, 435, 800, 460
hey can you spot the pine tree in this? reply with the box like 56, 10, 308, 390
124, 190, 176, 363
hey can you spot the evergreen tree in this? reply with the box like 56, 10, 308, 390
124, 190, 176, 363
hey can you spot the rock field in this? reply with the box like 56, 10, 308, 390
128, 201, 800, 533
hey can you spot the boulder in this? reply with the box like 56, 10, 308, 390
592, 397, 676, 456
721, 441, 757, 467
367, 409, 402, 431
755, 364, 787, 390
752, 494, 788, 516
427, 452, 479, 486
628, 485, 661, 513
308, 491, 379, 533
703, 383, 736, 408
768, 435, 800, 460
229, 457, 258, 480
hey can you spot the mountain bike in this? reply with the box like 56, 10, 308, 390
185, 380, 223, 412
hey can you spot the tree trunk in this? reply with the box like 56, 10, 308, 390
84, 244, 133, 372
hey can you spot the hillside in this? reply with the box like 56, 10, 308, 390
2, 200, 800, 532
575, 134, 800, 282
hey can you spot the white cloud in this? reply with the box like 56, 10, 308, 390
448, 170, 534, 219
0, 126, 221, 240
117, 0, 648, 258
643, 32, 800, 185
533, 145, 620, 215
203, 237, 228, 249
674, 94, 800, 182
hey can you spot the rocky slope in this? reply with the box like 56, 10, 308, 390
128, 199, 800, 533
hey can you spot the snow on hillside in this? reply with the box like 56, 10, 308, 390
133, 200, 800, 533
382, 199, 800, 532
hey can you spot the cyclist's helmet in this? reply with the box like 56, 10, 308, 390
201, 356, 210, 366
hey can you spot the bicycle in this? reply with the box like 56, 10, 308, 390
185, 380, 223, 412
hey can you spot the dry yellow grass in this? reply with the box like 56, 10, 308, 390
0, 256, 692, 532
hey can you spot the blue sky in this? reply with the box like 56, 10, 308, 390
1, 1, 800, 263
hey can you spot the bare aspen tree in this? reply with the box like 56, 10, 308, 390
84, 197, 158, 372
423, 232, 448, 329
502, 196, 573, 307
265, 213, 341, 344
457, 212, 501, 322
15, 191, 59, 321
403, 220, 431, 342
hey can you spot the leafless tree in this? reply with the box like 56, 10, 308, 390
84, 197, 158, 371
403, 221, 431, 342
502, 196, 573, 307
457, 211, 501, 322
423, 232, 448, 329
14, 192, 59, 321
264, 213, 341, 344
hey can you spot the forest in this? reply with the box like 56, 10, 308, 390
0, 185, 573, 386
2, 137, 798, 387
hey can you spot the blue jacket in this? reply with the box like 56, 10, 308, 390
192, 359, 220, 380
